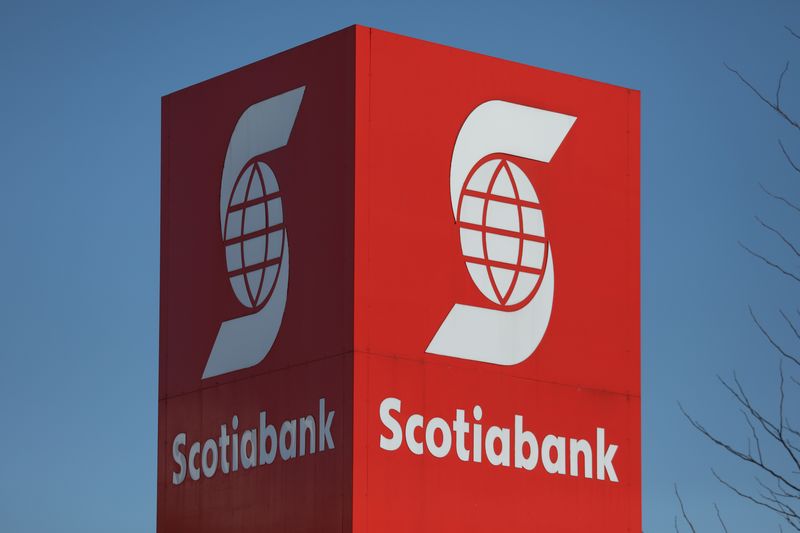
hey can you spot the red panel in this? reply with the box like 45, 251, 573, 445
160, 28, 355, 401
159, 354, 351, 532
159, 25, 640, 532
360, 352, 639, 531
352, 28, 640, 532
158, 28, 355, 532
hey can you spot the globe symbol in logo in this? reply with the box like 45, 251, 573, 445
222, 160, 285, 309
456, 157, 548, 308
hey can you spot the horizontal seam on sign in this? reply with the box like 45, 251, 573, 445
458, 221, 545, 242
354, 349, 641, 400
160, 349, 356, 402
462, 189, 540, 209
224, 224, 284, 246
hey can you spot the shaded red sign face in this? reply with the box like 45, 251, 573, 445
158, 29, 356, 532
159, 25, 639, 533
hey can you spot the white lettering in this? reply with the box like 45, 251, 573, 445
379, 397, 402, 451
231, 416, 239, 472
570, 438, 592, 478
596, 428, 618, 482
171, 433, 186, 485
485, 426, 510, 466
299, 416, 315, 456
425, 417, 452, 458
202, 438, 218, 477
319, 398, 335, 451
169, 398, 336, 486
514, 415, 538, 471
240, 429, 256, 469
219, 425, 230, 473
188, 441, 201, 481
374, 397, 620, 483
453, 409, 470, 461
280, 420, 297, 460
406, 414, 424, 455
542, 435, 566, 474
259, 412, 277, 466
473, 406, 483, 463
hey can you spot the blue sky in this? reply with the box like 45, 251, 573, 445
2, 0, 800, 531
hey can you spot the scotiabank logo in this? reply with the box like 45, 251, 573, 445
427, 101, 576, 365
203, 87, 305, 379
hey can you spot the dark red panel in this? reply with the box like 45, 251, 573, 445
158, 27, 356, 532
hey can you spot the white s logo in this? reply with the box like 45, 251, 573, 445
203, 87, 305, 379
426, 100, 575, 365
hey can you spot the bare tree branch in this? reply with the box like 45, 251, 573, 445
778, 62, 790, 109
781, 309, 800, 343
713, 470, 800, 529
740, 241, 800, 285
725, 62, 800, 131
675, 485, 698, 533
690, 372, 800, 483
784, 418, 800, 452
714, 503, 730, 533
779, 140, 800, 175
749, 306, 800, 368
780, 362, 787, 439
681, 401, 800, 494
717, 370, 800, 474
679, 30, 800, 532
755, 215, 800, 258
743, 408, 765, 463
760, 183, 800, 215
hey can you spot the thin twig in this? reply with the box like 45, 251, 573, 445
713, 470, 800, 528
760, 183, 800, 214
778, 62, 790, 109
740, 241, 800, 285
681, 397, 800, 493
755, 215, 800, 258
781, 309, 800, 341
714, 503, 730, 533
675, 484, 698, 533
725, 62, 800, 131
749, 306, 800, 368
779, 140, 800, 175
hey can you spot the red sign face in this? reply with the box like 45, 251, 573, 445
159, 25, 639, 533
351, 28, 639, 532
